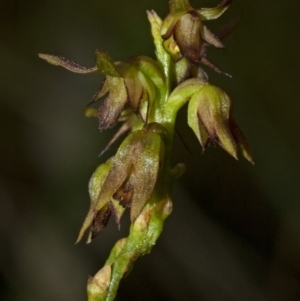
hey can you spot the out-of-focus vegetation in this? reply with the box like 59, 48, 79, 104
1, 0, 300, 300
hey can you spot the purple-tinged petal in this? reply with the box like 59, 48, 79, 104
98, 77, 127, 130
202, 26, 225, 49
174, 12, 203, 64
38, 53, 97, 73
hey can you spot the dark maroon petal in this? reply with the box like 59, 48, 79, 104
174, 12, 202, 64
90, 203, 111, 240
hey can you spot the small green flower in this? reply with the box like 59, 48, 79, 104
93, 52, 165, 129
187, 84, 253, 163
39, 50, 165, 130
160, 0, 232, 71
76, 123, 168, 243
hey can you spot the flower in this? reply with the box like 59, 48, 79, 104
76, 122, 168, 243
160, 0, 233, 72
39, 50, 164, 130
187, 84, 253, 163
92, 52, 165, 130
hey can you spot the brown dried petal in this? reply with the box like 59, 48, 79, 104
89, 203, 111, 241
113, 173, 134, 208
229, 119, 254, 163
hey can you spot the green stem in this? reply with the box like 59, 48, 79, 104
102, 195, 173, 301
93, 10, 184, 301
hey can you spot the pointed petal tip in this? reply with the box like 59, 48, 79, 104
86, 235, 92, 244
200, 144, 207, 154
224, 145, 238, 160
75, 230, 84, 245
245, 155, 255, 165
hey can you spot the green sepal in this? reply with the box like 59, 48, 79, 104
169, 0, 192, 13
147, 10, 173, 94
94, 125, 165, 222
188, 85, 238, 158
197, 0, 233, 21
129, 132, 163, 221
146, 10, 165, 61
187, 88, 210, 148
175, 58, 190, 84
128, 56, 165, 91
136, 71, 156, 122
95, 49, 120, 77
160, 11, 185, 39
166, 78, 208, 113
76, 160, 112, 243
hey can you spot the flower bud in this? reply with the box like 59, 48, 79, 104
87, 264, 111, 301
155, 195, 173, 220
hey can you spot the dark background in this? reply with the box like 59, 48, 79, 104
1, 0, 300, 300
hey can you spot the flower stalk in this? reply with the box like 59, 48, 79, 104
39, 0, 253, 300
